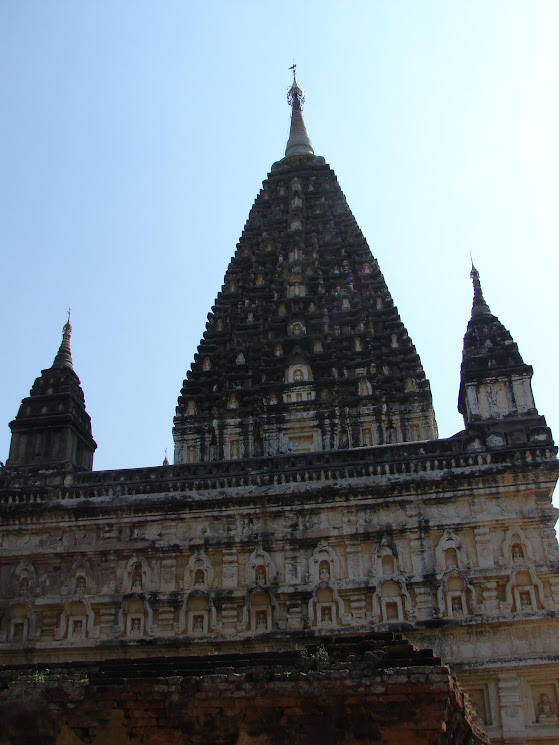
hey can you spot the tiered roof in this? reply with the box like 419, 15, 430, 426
461, 265, 528, 377
173, 76, 437, 463
7, 316, 96, 470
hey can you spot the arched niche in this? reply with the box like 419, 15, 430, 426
308, 586, 350, 628
289, 320, 305, 336
436, 572, 480, 619
434, 530, 470, 574
381, 551, 396, 577
61, 557, 95, 596
13, 560, 37, 597
287, 275, 306, 298
307, 543, 341, 584
372, 578, 414, 624
244, 547, 276, 586
285, 364, 313, 384
116, 596, 155, 638
176, 591, 217, 635
501, 527, 536, 566
123, 557, 151, 594
187, 594, 209, 634
358, 379, 371, 397
370, 537, 404, 578
288, 241, 303, 263
3, 601, 38, 642
504, 568, 547, 614
184, 551, 214, 590
245, 589, 274, 632
55, 598, 96, 641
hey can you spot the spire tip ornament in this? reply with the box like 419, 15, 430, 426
52, 309, 74, 370
470, 263, 491, 318
287, 61, 305, 111
284, 64, 314, 158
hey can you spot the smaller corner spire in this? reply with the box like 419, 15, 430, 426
285, 63, 314, 158
52, 308, 74, 370
470, 262, 491, 318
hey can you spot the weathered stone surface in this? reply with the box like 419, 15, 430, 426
0, 635, 488, 745
173, 154, 437, 464
1, 80, 558, 745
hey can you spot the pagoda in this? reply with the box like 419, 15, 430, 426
0, 73, 558, 745
174, 71, 437, 464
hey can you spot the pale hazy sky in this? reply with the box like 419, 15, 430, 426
1, 2, 557, 498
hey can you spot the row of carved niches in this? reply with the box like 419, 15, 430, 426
466, 681, 559, 729
7, 528, 555, 597
189, 343, 420, 394
2, 587, 407, 642
8, 526, 553, 599
3, 563, 556, 644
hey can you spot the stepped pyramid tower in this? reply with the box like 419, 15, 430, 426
458, 265, 550, 446
174, 73, 436, 464
0, 74, 558, 745
6, 314, 96, 471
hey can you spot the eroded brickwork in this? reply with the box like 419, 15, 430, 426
0, 635, 489, 745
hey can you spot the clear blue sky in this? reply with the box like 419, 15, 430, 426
1, 2, 557, 498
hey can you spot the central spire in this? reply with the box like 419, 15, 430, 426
285, 65, 314, 158
52, 309, 74, 370
470, 263, 491, 318
174, 75, 437, 463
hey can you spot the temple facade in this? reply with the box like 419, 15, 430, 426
1, 75, 558, 745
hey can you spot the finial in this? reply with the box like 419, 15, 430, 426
285, 64, 314, 158
52, 311, 74, 370
162, 448, 169, 466
470, 262, 491, 317
289, 60, 296, 81
287, 61, 305, 111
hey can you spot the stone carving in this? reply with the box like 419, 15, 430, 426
434, 530, 470, 573
131, 565, 143, 592
466, 688, 490, 726
307, 542, 341, 584
308, 585, 350, 628
371, 536, 405, 578
537, 693, 557, 722
245, 547, 276, 586
175, 590, 218, 635
3, 601, 39, 642
1, 84, 559, 745
372, 577, 415, 624
503, 567, 547, 614
436, 568, 480, 619
13, 561, 37, 597
60, 558, 95, 597
116, 596, 155, 638
55, 598, 97, 641
501, 527, 536, 566
122, 557, 152, 594
358, 379, 371, 396
184, 551, 214, 589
